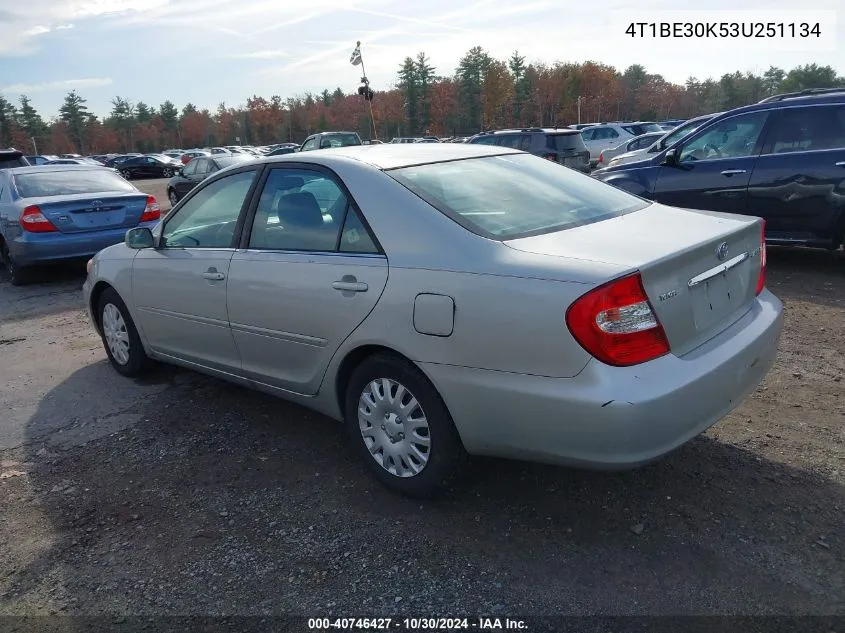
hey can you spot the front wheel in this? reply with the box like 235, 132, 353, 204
97, 287, 153, 377
162, 168, 173, 178
168, 189, 179, 207
345, 354, 466, 497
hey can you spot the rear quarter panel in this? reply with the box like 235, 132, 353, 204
339, 267, 595, 378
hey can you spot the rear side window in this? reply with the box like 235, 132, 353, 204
0, 156, 28, 169
761, 105, 845, 154
622, 123, 662, 135
13, 170, 136, 198
546, 134, 583, 151
469, 135, 497, 145
389, 153, 648, 240
496, 134, 522, 149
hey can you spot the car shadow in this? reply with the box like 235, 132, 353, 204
0, 265, 87, 322
8, 362, 845, 617
766, 246, 844, 309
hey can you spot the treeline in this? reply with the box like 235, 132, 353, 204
0, 47, 842, 155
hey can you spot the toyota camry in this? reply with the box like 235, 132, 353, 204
82, 144, 783, 497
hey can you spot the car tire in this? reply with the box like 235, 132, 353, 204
1, 241, 29, 286
344, 353, 467, 497
97, 287, 153, 377
162, 168, 173, 178
120, 169, 132, 180
168, 189, 179, 207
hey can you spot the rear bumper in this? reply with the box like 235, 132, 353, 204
8, 223, 156, 266
421, 290, 783, 468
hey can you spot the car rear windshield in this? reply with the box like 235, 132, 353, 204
388, 153, 648, 240
14, 170, 136, 198
622, 123, 663, 136
216, 155, 253, 167
320, 134, 361, 148
545, 133, 584, 151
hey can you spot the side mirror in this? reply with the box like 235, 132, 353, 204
662, 148, 680, 166
125, 227, 154, 249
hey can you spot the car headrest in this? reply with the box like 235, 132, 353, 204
277, 192, 324, 228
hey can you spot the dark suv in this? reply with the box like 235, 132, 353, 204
0, 149, 30, 170
594, 88, 845, 250
468, 128, 591, 173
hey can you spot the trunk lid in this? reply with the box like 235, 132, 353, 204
504, 203, 764, 356
31, 193, 149, 234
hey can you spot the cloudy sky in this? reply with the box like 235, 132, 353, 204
0, 0, 841, 118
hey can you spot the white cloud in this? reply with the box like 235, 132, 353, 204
0, 0, 168, 55
226, 50, 290, 60
1, 78, 114, 93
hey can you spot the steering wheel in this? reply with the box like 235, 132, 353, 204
703, 143, 724, 159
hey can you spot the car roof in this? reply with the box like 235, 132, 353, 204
261, 143, 520, 170
480, 128, 579, 135
3, 165, 115, 174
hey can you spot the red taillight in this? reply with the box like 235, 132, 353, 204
598, 151, 604, 163
181, 155, 190, 164
566, 272, 670, 367
756, 220, 766, 295
19, 205, 58, 233
140, 195, 161, 223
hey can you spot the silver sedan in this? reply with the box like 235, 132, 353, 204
82, 144, 783, 497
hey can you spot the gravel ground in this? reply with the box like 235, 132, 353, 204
0, 246, 843, 619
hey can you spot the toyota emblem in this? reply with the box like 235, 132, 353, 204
716, 242, 729, 260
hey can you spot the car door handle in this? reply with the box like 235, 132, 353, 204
835, 161, 845, 168
332, 281, 368, 293
202, 270, 225, 281
720, 169, 747, 176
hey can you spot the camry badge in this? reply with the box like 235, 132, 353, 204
716, 242, 729, 260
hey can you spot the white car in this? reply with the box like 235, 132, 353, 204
605, 113, 722, 169
580, 122, 663, 165
596, 132, 664, 168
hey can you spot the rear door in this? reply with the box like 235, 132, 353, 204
227, 165, 388, 394
651, 110, 769, 214
747, 103, 845, 245
132, 167, 260, 371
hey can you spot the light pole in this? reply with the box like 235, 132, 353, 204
350, 41, 378, 140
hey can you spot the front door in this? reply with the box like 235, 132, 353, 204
652, 110, 770, 215
132, 167, 260, 372
227, 166, 388, 394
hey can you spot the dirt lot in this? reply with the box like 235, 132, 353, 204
0, 241, 843, 619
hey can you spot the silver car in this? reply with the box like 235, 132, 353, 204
82, 144, 783, 497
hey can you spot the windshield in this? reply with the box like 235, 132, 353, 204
622, 123, 662, 135
659, 117, 712, 149
14, 170, 136, 198
389, 153, 648, 240
320, 134, 361, 148
546, 134, 583, 151
216, 155, 253, 167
